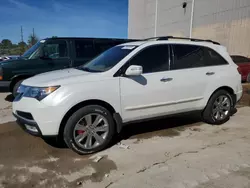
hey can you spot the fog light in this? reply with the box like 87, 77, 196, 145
25, 124, 38, 133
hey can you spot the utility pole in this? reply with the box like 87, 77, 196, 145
21, 26, 24, 42
154, 0, 158, 37
20, 26, 25, 55
189, 0, 195, 38
32, 28, 35, 37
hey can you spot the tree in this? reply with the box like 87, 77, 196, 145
27, 34, 39, 47
1, 39, 13, 55
1, 39, 12, 47
18, 41, 28, 55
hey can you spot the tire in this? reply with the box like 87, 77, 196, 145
63, 105, 115, 155
12, 80, 24, 98
202, 90, 233, 125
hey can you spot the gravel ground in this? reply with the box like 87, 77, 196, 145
0, 84, 250, 188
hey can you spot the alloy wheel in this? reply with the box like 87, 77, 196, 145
73, 113, 109, 150
212, 95, 231, 121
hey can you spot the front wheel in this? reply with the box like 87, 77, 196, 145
63, 105, 115, 155
202, 90, 233, 125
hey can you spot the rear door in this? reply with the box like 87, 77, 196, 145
94, 39, 135, 55
72, 39, 96, 67
94, 39, 116, 55
165, 44, 228, 111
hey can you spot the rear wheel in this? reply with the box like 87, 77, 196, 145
12, 80, 24, 98
63, 105, 115, 155
202, 90, 232, 125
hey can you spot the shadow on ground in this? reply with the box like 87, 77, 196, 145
44, 112, 202, 150
116, 112, 202, 142
5, 94, 14, 102
0, 87, 13, 102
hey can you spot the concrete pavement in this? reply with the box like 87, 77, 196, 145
0, 85, 250, 188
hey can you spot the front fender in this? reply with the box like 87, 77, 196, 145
41, 79, 122, 121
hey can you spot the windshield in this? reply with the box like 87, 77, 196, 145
78, 45, 137, 72
22, 41, 43, 59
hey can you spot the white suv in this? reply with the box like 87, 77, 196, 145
12, 37, 243, 154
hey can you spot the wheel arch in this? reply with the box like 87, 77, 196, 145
58, 99, 119, 140
206, 86, 236, 107
9, 74, 32, 92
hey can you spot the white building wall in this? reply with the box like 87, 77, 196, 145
128, 0, 250, 56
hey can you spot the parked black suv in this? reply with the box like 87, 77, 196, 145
0, 37, 136, 96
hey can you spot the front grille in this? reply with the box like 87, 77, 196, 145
16, 111, 34, 120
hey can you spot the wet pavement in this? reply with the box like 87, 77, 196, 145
0, 84, 250, 187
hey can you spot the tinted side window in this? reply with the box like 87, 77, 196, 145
129, 45, 169, 74
172, 45, 206, 70
172, 44, 227, 70
75, 40, 95, 58
44, 40, 68, 59
206, 48, 228, 66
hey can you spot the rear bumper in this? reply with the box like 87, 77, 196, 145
236, 90, 243, 103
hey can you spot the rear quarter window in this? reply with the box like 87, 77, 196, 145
171, 44, 228, 70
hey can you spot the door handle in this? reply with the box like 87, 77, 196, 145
160, 77, 173, 82
206, 72, 215, 76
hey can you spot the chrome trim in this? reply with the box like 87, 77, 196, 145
125, 97, 203, 111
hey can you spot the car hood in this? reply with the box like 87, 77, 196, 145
22, 68, 100, 87
0, 59, 19, 66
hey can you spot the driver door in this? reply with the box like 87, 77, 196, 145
119, 44, 175, 122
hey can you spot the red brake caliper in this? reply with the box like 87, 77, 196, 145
77, 130, 85, 134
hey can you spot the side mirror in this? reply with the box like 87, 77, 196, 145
125, 65, 143, 76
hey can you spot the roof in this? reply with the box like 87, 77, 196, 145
43, 37, 138, 41
120, 36, 221, 48
119, 39, 222, 49
119, 41, 147, 46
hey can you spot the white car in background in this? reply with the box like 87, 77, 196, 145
12, 36, 243, 154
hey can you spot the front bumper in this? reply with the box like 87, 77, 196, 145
0, 81, 10, 88
12, 97, 65, 136
13, 112, 42, 136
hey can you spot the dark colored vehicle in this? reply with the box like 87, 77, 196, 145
0, 37, 136, 96
231, 55, 250, 82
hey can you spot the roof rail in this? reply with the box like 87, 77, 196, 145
144, 36, 220, 45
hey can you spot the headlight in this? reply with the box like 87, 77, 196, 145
17, 85, 60, 101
